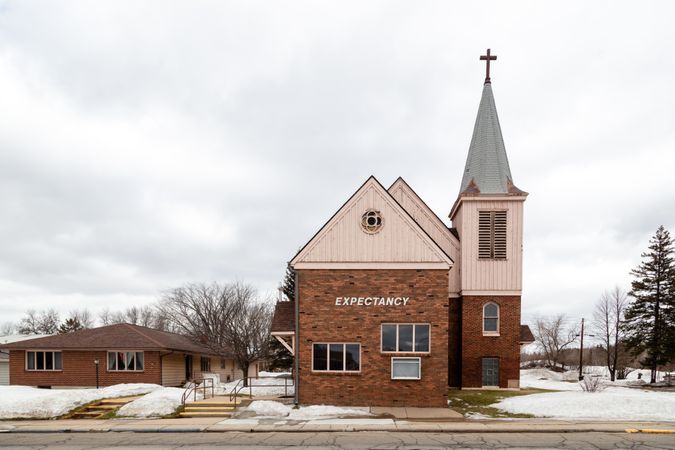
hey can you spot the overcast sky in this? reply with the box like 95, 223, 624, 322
1, 1, 674, 330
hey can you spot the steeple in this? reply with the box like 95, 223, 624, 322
458, 51, 524, 196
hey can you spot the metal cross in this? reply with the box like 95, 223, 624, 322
480, 48, 497, 83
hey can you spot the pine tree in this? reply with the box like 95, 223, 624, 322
624, 226, 675, 383
58, 317, 84, 334
282, 265, 295, 302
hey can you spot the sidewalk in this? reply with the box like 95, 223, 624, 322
1, 417, 674, 433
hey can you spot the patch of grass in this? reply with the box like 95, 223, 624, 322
448, 389, 553, 419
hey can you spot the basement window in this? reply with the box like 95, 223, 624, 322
478, 210, 507, 259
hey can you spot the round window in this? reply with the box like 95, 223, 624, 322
361, 210, 383, 234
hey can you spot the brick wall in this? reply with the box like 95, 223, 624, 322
297, 269, 449, 407
9, 350, 162, 387
461, 296, 521, 388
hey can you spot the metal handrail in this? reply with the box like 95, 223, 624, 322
180, 377, 215, 405
228, 375, 294, 406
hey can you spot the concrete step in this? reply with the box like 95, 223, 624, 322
178, 411, 232, 417
184, 407, 235, 412
187, 401, 239, 406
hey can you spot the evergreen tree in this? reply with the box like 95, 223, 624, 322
624, 226, 675, 383
58, 317, 84, 334
268, 337, 294, 371
282, 265, 295, 302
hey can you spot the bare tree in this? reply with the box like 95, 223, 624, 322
0, 322, 15, 335
69, 309, 95, 329
593, 287, 629, 381
532, 314, 578, 370
98, 305, 166, 329
158, 282, 273, 386
18, 309, 60, 335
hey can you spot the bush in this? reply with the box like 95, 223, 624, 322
580, 376, 605, 392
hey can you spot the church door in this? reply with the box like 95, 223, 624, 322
482, 357, 499, 387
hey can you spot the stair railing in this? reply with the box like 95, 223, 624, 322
228, 375, 294, 406
181, 377, 215, 405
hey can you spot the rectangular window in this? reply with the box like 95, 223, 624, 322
381, 324, 431, 353
478, 210, 507, 259
200, 357, 211, 372
312, 343, 360, 372
482, 357, 500, 386
107, 351, 144, 371
391, 357, 421, 380
26, 351, 62, 371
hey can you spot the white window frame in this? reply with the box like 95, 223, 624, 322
380, 323, 431, 354
311, 342, 361, 373
106, 350, 145, 372
391, 357, 421, 380
25, 350, 63, 371
482, 303, 500, 336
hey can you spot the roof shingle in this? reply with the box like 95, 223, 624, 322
271, 301, 295, 333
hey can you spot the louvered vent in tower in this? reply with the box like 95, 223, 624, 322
478, 210, 507, 259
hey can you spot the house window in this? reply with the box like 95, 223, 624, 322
107, 351, 144, 371
220, 358, 226, 369
478, 210, 507, 259
482, 357, 500, 386
381, 324, 430, 353
483, 303, 500, 335
200, 357, 211, 372
26, 351, 62, 371
312, 343, 360, 372
391, 357, 421, 380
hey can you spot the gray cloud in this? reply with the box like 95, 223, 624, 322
1, 1, 674, 330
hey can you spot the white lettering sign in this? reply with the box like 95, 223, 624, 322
335, 297, 410, 307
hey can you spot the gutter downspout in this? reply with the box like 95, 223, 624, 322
293, 265, 299, 406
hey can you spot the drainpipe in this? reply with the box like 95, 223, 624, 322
293, 265, 299, 406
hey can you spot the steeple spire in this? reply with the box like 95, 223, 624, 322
458, 52, 525, 195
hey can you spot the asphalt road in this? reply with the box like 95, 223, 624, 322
0, 431, 674, 449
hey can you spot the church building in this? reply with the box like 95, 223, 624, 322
272, 50, 534, 407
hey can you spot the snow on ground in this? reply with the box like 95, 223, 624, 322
220, 372, 294, 397
494, 386, 675, 421
245, 400, 371, 420
520, 369, 582, 391
0, 384, 162, 419
117, 387, 186, 418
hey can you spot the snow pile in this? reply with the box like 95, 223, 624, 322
493, 387, 675, 421
117, 387, 185, 418
245, 400, 371, 420
520, 369, 581, 391
221, 372, 294, 397
0, 384, 161, 419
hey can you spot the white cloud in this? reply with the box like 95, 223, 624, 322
0, 0, 674, 326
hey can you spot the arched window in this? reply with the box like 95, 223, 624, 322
483, 303, 499, 335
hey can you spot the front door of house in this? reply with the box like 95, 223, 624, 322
482, 357, 499, 387
185, 355, 193, 381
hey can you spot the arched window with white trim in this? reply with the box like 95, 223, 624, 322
483, 303, 499, 335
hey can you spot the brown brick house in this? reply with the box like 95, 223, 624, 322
0, 323, 243, 388
273, 59, 534, 407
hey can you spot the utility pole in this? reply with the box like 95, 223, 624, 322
578, 318, 585, 381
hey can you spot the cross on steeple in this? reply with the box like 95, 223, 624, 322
480, 49, 497, 84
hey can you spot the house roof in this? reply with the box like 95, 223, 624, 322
271, 301, 295, 333
519, 324, 535, 344
0, 324, 224, 356
459, 82, 524, 195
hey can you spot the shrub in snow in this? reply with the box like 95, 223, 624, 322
580, 376, 605, 392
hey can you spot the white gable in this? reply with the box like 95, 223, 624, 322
388, 178, 462, 293
291, 177, 452, 269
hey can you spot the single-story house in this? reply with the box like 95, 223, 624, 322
1, 334, 52, 386
0, 323, 245, 388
